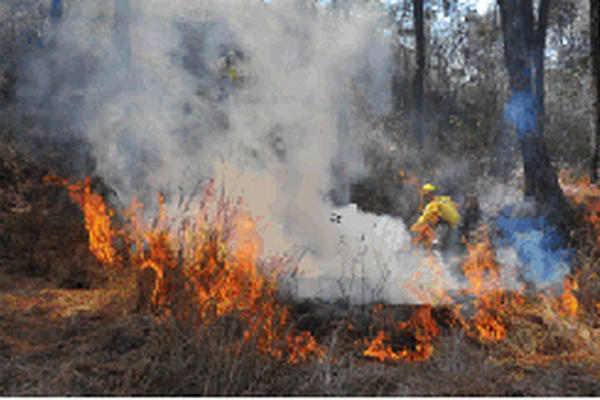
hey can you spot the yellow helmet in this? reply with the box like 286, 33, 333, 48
422, 184, 436, 192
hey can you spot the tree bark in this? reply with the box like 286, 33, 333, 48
498, 0, 572, 231
412, 0, 425, 150
591, 0, 600, 182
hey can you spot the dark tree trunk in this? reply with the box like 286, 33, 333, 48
591, 0, 600, 182
535, 0, 550, 137
498, 0, 572, 231
412, 0, 425, 150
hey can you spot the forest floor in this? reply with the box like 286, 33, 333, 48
2, 135, 600, 396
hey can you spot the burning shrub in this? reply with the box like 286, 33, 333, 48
27, 168, 600, 380
49, 175, 325, 365
44, 176, 118, 267
456, 219, 600, 370
457, 227, 512, 343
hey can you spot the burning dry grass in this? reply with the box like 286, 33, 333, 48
362, 304, 443, 362
43, 174, 327, 365
4, 156, 600, 394
359, 199, 600, 377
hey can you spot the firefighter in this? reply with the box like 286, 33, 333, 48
410, 184, 461, 250
211, 49, 241, 102
216, 50, 240, 83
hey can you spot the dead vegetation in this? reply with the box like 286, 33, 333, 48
2, 135, 600, 396
0, 0, 598, 394
0, 131, 109, 290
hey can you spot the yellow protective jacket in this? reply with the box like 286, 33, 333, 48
411, 196, 461, 231
410, 195, 460, 248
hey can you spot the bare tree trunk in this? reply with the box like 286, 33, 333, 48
535, 0, 550, 138
591, 0, 600, 182
412, 0, 425, 150
498, 0, 572, 231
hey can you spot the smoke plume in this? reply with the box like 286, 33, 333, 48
13, 0, 570, 303
17, 0, 418, 301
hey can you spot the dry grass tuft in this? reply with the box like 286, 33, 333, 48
4, 139, 600, 396
0, 138, 109, 289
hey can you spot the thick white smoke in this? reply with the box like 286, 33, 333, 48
18, 0, 473, 303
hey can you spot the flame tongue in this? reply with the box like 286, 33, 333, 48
49, 176, 324, 364
363, 305, 440, 362
45, 176, 117, 266
45, 173, 598, 369
558, 275, 578, 318
363, 330, 404, 362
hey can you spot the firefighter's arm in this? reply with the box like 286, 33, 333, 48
411, 202, 441, 230
410, 203, 441, 247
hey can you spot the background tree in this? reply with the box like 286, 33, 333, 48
412, 0, 425, 150
543, 0, 591, 170
591, 0, 599, 181
498, 0, 572, 231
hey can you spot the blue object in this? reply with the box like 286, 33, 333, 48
504, 90, 538, 139
496, 206, 572, 285
26, 35, 43, 48
51, 0, 62, 21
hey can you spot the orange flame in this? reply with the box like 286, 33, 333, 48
469, 293, 509, 343
363, 305, 439, 362
45, 175, 117, 266
364, 330, 404, 361
559, 170, 600, 249
52, 176, 324, 364
410, 218, 438, 248
459, 227, 514, 343
461, 227, 500, 292
47, 172, 599, 368
558, 275, 578, 318
287, 331, 326, 364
